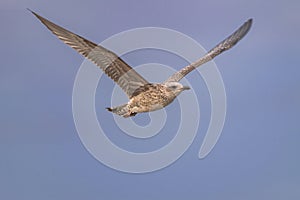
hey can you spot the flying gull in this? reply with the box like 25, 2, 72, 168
29, 10, 252, 118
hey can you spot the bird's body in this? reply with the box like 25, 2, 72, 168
30, 9, 252, 118
108, 82, 188, 117
128, 84, 176, 113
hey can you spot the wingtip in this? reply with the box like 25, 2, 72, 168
246, 18, 253, 28
27, 8, 39, 18
27, 9, 49, 25
240, 18, 253, 36
27, 8, 34, 14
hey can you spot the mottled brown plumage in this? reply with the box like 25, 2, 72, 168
30, 9, 252, 117
129, 84, 178, 113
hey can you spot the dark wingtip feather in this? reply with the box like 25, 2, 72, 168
248, 18, 253, 25
27, 8, 38, 17
27, 9, 46, 24
242, 18, 253, 36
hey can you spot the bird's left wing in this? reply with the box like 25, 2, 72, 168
30, 10, 149, 98
165, 19, 252, 83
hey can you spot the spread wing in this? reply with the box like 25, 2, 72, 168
165, 19, 252, 83
30, 10, 149, 98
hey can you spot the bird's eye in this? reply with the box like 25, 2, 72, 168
170, 85, 177, 89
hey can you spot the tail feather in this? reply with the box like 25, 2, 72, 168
106, 104, 135, 118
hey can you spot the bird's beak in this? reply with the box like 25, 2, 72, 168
183, 86, 190, 90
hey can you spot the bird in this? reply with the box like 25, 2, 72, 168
29, 9, 252, 118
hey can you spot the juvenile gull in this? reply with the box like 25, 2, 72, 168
30, 10, 252, 118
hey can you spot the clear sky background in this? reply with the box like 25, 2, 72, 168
1, 0, 300, 199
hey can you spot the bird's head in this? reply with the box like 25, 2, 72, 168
164, 82, 190, 96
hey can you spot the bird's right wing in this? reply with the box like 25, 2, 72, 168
30, 10, 149, 98
165, 19, 252, 83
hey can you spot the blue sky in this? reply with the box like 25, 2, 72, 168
1, 0, 300, 199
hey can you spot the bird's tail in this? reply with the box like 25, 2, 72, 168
106, 104, 135, 118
